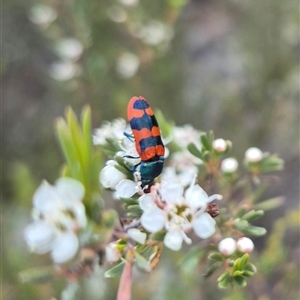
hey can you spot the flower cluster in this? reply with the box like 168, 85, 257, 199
22, 106, 284, 295
24, 178, 86, 263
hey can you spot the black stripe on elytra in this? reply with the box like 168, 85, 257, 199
130, 114, 158, 131
132, 99, 150, 110
139, 136, 164, 153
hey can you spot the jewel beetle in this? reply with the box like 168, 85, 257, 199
126, 96, 165, 187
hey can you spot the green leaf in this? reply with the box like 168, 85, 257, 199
217, 272, 230, 289
203, 150, 212, 162
125, 204, 142, 211
254, 197, 285, 211
119, 197, 139, 205
134, 251, 151, 272
19, 266, 55, 284
234, 206, 248, 218
81, 105, 92, 162
242, 270, 255, 277
241, 210, 264, 221
150, 230, 167, 242
233, 254, 249, 272
203, 261, 221, 278
233, 270, 244, 276
200, 133, 211, 151
55, 118, 81, 179
127, 210, 143, 218
234, 275, 247, 287
208, 252, 224, 262
178, 246, 204, 274
244, 262, 257, 273
187, 142, 203, 159
241, 225, 267, 237
217, 271, 230, 282
104, 261, 125, 278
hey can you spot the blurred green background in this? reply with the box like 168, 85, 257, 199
2, 0, 299, 299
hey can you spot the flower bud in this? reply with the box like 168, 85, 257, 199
213, 138, 227, 152
221, 158, 238, 173
218, 238, 237, 255
237, 237, 254, 253
245, 147, 263, 162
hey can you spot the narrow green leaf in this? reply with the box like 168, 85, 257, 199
203, 261, 221, 278
127, 210, 143, 218
203, 150, 212, 162
134, 251, 151, 272
239, 253, 249, 269
81, 105, 92, 160
126, 204, 142, 211
241, 210, 264, 221
150, 230, 167, 242
233, 270, 244, 276
208, 252, 224, 262
66, 107, 88, 171
120, 197, 139, 205
244, 262, 257, 273
200, 133, 211, 151
242, 270, 255, 277
217, 271, 230, 282
19, 266, 55, 284
218, 279, 230, 289
234, 275, 247, 287
187, 142, 203, 159
254, 197, 285, 211
234, 206, 248, 218
241, 225, 267, 237
104, 261, 125, 278
55, 118, 82, 180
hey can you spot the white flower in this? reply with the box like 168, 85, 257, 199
138, 21, 173, 46
56, 38, 84, 61
93, 118, 128, 146
245, 147, 263, 162
139, 178, 222, 251
107, 6, 127, 23
221, 158, 238, 173
116, 53, 140, 78
213, 138, 227, 152
28, 4, 57, 27
237, 237, 254, 253
49, 61, 77, 81
172, 125, 201, 149
24, 178, 86, 263
218, 238, 237, 255
119, 0, 139, 6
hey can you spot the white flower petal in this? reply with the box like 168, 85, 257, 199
193, 213, 216, 239
71, 202, 87, 228
55, 177, 85, 203
106, 243, 121, 263
51, 232, 79, 263
164, 231, 183, 251
159, 181, 183, 204
141, 207, 165, 232
24, 221, 56, 254
139, 194, 155, 211
100, 165, 126, 189
115, 179, 137, 198
127, 228, 147, 244
185, 184, 209, 210
33, 180, 60, 214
